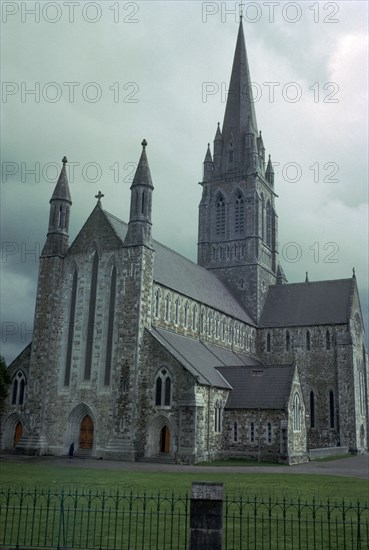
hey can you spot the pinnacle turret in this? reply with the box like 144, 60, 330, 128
265, 155, 275, 185
124, 139, 154, 248
42, 156, 72, 257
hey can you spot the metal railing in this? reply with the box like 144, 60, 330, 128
0, 486, 368, 549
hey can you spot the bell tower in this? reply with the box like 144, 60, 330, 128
197, 20, 285, 322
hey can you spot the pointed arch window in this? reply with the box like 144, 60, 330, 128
235, 193, 245, 234
215, 194, 226, 237
267, 422, 272, 443
293, 393, 301, 431
310, 391, 315, 428
329, 390, 335, 428
155, 368, 172, 407
154, 289, 161, 318
250, 422, 255, 443
165, 293, 171, 322
64, 269, 78, 386
326, 330, 331, 350
84, 251, 99, 381
192, 304, 197, 331
286, 330, 291, 351
266, 332, 271, 352
261, 193, 265, 241
215, 315, 220, 339
214, 400, 222, 433
266, 200, 272, 246
175, 297, 180, 325
207, 312, 213, 336
200, 308, 205, 333
11, 371, 26, 405
184, 301, 189, 327
104, 265, 117, 386
306, 330, 311, 351
233, 421, 238, 442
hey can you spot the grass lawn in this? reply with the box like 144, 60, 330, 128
0, 460, 367, 503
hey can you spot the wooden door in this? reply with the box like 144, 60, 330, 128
160, 426, 170, 453
79, 415, 94, 449
13, 422, 23, 447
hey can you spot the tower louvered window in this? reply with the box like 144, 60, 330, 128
266, 200, 272, 246
216, 195, 225, 237
235, 194, 245, 234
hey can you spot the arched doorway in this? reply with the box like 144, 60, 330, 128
159, 426, 170, 453
13, 422, 23, 447
79, 415, 94, 449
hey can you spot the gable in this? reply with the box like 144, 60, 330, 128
66, 205, 123, 257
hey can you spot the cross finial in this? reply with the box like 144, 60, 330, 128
141, 139, 147, 148
239, 1, 244, 20
95, 190, 104, 204
62, 156, 68, 165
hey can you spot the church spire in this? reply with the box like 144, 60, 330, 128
221, 19, 258, 176
124, 139, 154, 248
42, 156, 72, 257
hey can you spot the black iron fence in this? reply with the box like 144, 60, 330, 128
0, 486, 368, 550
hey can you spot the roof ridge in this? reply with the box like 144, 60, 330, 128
270, 278, 352, 289
103, 208, 254, 324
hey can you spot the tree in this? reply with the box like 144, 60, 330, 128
0, 356, 11, 415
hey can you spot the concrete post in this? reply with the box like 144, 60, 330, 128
190, 481, 224, 549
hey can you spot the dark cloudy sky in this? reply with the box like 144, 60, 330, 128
1, 1, 368, 364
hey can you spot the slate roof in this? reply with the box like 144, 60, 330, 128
149, 327, 261, 389
216, 365, 295, 409
260, 279, 354, 327
104, 210, 254, 324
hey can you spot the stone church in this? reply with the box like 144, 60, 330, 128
2, 21, 368, 464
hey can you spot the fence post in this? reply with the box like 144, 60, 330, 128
190, 481, 224, 550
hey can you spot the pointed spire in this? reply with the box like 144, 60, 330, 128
265, 155, 275, 185
305, 271, 309, 283
204, 143, 213, 163
51, 156, 71, 203
221, 19, 258, 174
214, 122, 222, 141
131, 139, 153, 190
124, 139, 154, 248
